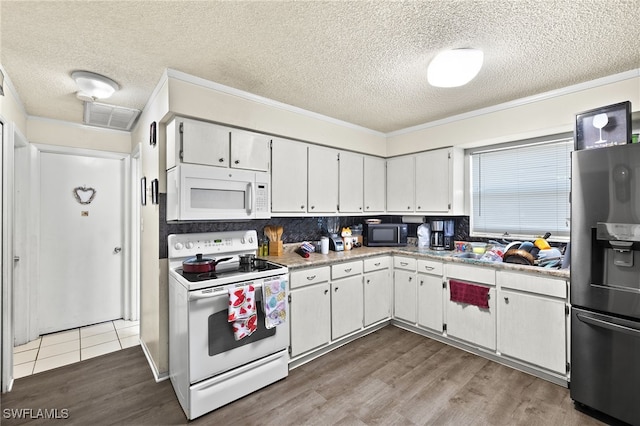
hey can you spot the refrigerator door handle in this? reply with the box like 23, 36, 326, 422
576, 312, 640, 338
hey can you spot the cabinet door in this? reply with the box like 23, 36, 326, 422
498, 290, 566, 373
364, 269, 391, 326
363, 156, 385, 213
418, 273, 444, 332
415, 148, 450, 213
394, 269, 417, 323
446, 284, 496, 350
290, 283, 331, 357
180, 119, 230, 167
230, 129, 270, 171
339, 152, 364, 213
271, 138, 308, 213
386, 155, 415, 212
308, 146, 339, 213
331, 276, 364, 340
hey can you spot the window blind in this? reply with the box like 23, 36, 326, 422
470, 137, 573, 239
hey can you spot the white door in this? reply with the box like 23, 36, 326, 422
38, 152, 124, 334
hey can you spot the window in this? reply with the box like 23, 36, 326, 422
469, 134, 573, 240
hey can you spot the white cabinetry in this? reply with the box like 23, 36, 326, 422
497, 271, 568, 374
230, 129, 270, 171
393, 256, 417, 323
386, 147, 463, 215
166, 117, 270, 172
445, 263, 496, 350
363, 256, 391, 326
271, 137, 308, 213
417, 259, 444, 333
289, 266, 331, 357
386, 156, 415, 213
308, 146, 339, 214
339, 152, 364, 213
363, 156, 386, 213
331, 261, 364, 339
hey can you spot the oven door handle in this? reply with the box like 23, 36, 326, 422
188, 291, 226, 301
576, 312, 640, 338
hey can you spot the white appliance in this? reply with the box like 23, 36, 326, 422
166, 163, 270, 221
168, 230, 289, 420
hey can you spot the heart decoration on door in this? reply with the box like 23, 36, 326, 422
73, 185, 97, 205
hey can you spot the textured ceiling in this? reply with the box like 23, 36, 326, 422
1, 1, 640, 134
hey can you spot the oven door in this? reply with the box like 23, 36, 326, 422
187, 276, 288, 384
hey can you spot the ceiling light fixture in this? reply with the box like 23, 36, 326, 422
427, 48, 484, 88
71, 70, 119, 101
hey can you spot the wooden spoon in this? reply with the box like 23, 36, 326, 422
276, 225, 283, 241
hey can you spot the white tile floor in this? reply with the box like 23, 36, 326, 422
12, 319, 140, 379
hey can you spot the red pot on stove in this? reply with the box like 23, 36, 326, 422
182, 254, 232, 273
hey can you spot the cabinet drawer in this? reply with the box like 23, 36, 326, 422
417, 259, 443, 276
331, 260, 363, 280
446, 263, 495, 285
364, 256, 390, 272
394, 256, 417, 271
497, 271, 567, 299
290, 266, 331, 289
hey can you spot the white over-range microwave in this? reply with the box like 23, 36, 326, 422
166, 164, 270, 221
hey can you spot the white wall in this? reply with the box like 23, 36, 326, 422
27, 117, 131, 153
387, 73, 640, 156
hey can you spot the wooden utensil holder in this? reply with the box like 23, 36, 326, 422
269, 241, 283, 256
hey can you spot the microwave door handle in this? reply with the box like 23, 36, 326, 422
246, 182, 253, 214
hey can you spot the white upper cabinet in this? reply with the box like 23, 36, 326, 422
363, 156, 385, 213
271, 137, 308, 213
230, 129, 270, 171
339, 151, 364, 213
308, 146, 339, 214
167, 117, 271, 172
167, 117, 230, 169
415, 149, 450, 213
386, 155, 415, 213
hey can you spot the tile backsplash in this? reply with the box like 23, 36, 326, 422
159, 193, 470, 258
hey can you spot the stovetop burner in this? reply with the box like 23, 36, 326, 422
175, 262, 283, 283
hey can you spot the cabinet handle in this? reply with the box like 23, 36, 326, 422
407, 206, 411, 210
420, 280, 424, 286
234, 160, 240, 164
359, 207, 362, 210
324, 289, 328, 295
424, 266, 434, 271
334, 287, 339, 292
374, 262, 380, 266
300, 205, 305, 210
400, 262, 408, 266
218, 158, 225, 163
311, 205, 315, 209
366, 206, 370, 210
408, 277, 413, 282
306, 275, 316, 280
344, 268, 352, 273
504, 297, 509, 303
366, 279, 371, 284
417, 206, 421, 210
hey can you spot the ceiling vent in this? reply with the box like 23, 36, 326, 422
83, 101, 140, 131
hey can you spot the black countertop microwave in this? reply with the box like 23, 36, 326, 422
363, 223, 408, 247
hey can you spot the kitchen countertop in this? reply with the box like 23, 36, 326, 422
262, 244, 570, 279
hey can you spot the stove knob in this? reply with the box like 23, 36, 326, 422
248, 236, 254, 244
241, 237, 245, 244
174, 243, 184, 250
185, 242, 194, 250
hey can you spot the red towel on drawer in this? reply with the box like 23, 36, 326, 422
449, 279, 490, 309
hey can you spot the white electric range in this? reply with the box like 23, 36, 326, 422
168, 230, 289, 420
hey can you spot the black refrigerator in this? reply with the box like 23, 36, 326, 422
570, 142, 640, 425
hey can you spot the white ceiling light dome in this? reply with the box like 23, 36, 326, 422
71, 70, 119, 100
427, 48, 484, 88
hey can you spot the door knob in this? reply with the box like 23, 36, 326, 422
114, 247, 122, 254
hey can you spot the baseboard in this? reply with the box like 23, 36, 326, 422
139, 339, 169, 383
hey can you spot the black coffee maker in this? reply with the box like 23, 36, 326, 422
443, 219, 455, 250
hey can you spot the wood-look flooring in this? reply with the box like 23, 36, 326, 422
1, 326, 618, 425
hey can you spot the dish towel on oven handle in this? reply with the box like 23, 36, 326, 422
228, 284, 257, 340
263, 278, 287, 329
449, 279, 490, 309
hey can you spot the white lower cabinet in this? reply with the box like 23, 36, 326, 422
417, 260, 444, 333
363, 256, 391, 326
445, 264, 496, 351
497, 271, 568, 374
393, 256, 417, 323
289, 282, 331, 358
331, 275, 364, 339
